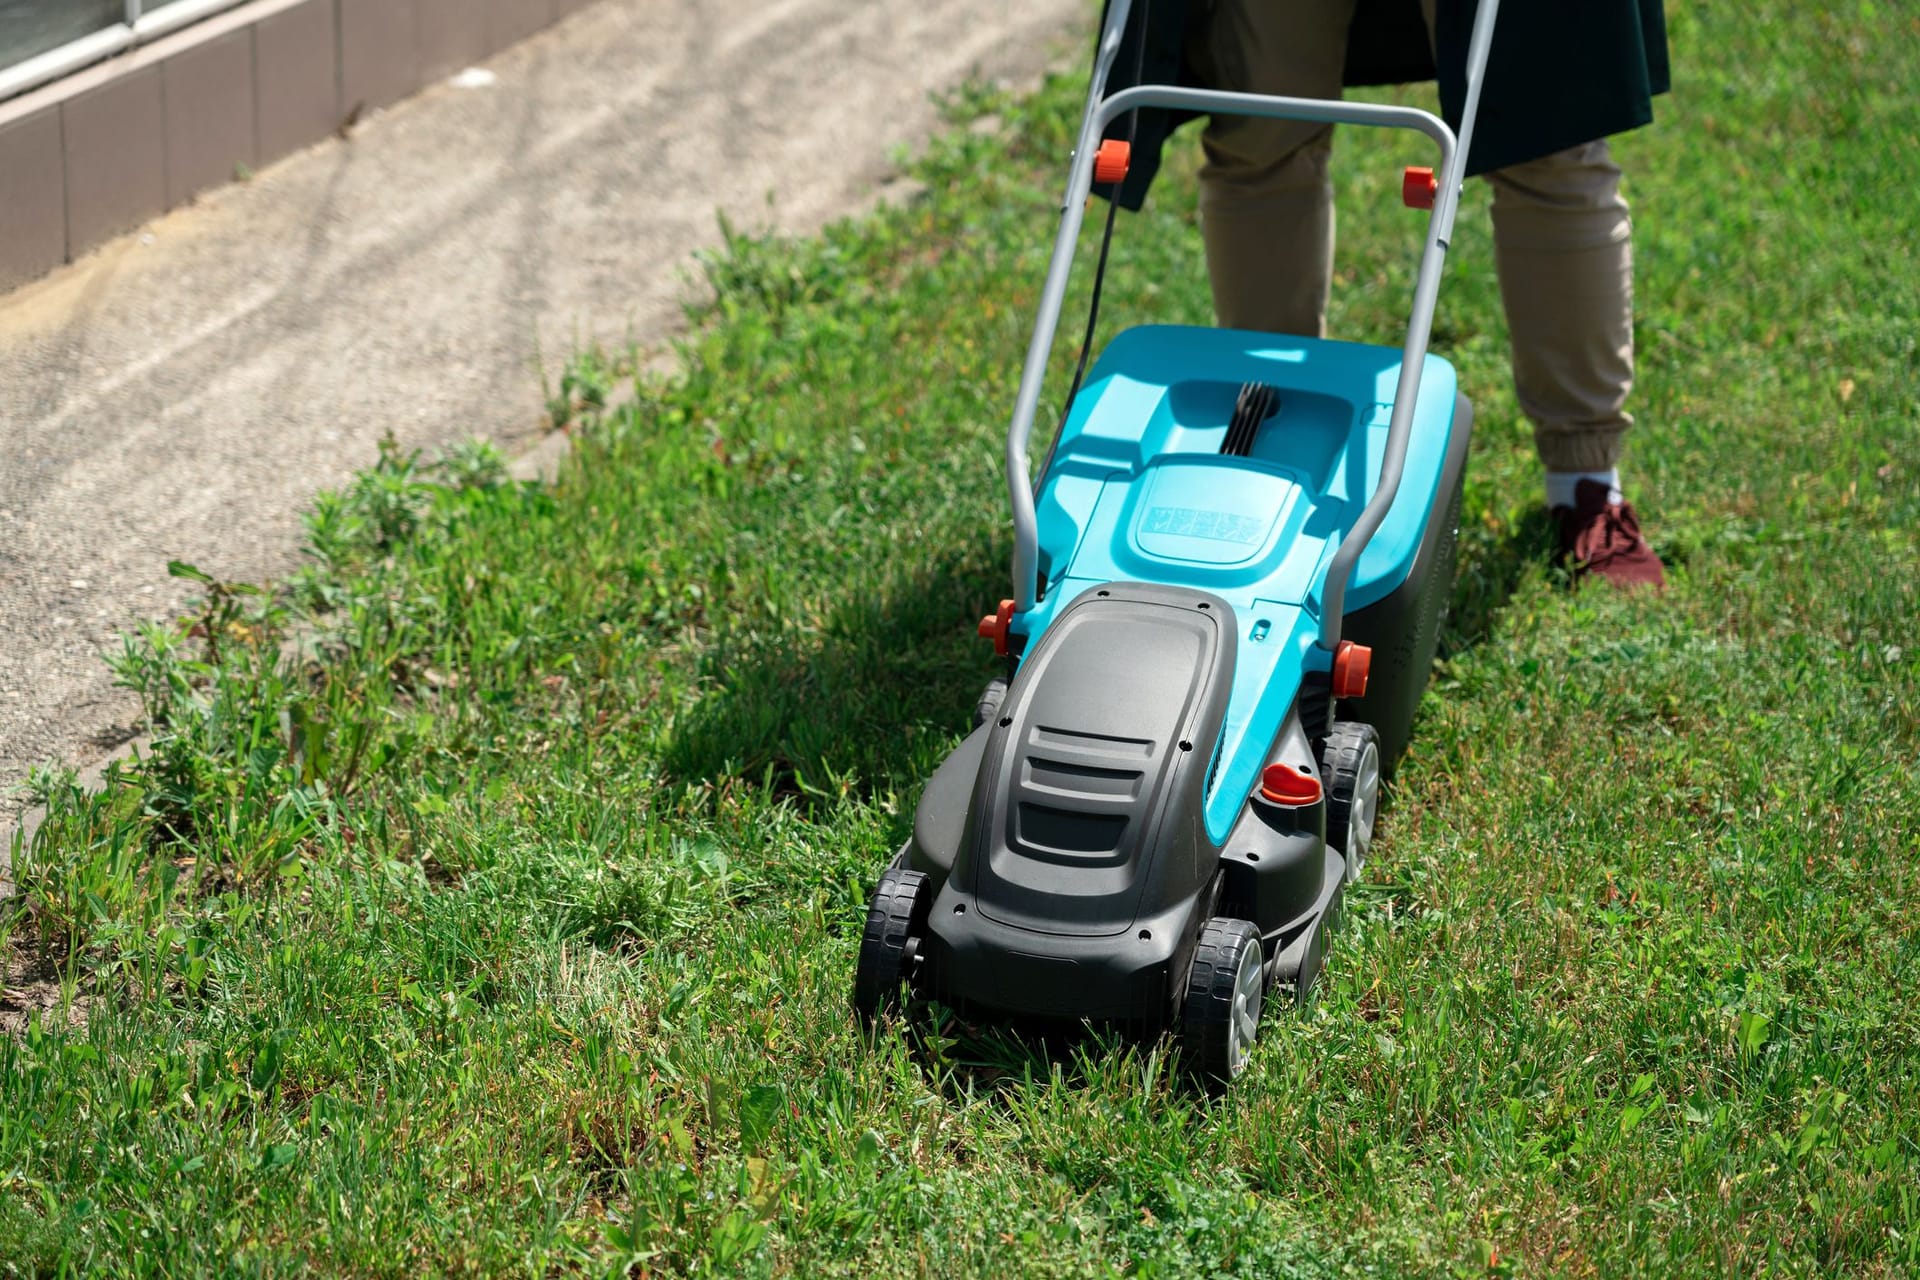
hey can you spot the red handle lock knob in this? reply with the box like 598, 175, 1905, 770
1259, 761, 1323, 807
1332, 640, 1372, 699
1093, 139, 1132, 186
978, 599, 1015, 657
1402, 165, 1438, 210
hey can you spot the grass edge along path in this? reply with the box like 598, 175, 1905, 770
4, 4, 1920, 1275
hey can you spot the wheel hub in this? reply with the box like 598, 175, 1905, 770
1347, 740, 1381, 875
1227, 940, 1264, 1073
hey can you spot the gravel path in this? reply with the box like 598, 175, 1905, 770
0, 0, 1083, 833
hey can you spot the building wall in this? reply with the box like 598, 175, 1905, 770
0, 0, 596, 291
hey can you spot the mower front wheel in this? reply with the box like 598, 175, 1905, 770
971, 676, 1011, 729
852, 867, 931, 1025
1181, 918, 1265, 1088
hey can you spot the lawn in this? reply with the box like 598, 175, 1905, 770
3, 2, 1916, 1274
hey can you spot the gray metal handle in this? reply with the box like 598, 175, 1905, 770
1004, 0, 1140, 616
1004, 0, 1502, 652
1315, 0, 1500, 650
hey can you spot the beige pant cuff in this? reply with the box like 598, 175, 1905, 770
1533, 425, 1631, 473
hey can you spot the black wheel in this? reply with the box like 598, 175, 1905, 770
1181, 918, 1265, 1088
1322, 721, 1381, 883
852, 867, 931, 1024
971, 676, 1010, 729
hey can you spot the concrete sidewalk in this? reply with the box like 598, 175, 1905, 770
0, 0, 1083, 829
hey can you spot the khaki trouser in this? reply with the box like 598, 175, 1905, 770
1189, 0, 1635, 472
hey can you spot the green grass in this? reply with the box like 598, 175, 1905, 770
4, 2, 1918, 1274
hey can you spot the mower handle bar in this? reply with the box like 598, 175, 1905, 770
1004, 0, 1501, 655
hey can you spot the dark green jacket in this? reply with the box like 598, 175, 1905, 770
1104, 0, 1670, 210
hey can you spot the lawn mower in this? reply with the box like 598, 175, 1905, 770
854, 0, 1501, 1085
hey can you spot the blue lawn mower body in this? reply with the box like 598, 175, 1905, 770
853, 0, 1501, 1086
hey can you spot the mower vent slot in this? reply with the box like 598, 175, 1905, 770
1204, 722, 1227, 799
1016, 803, 1129, 859
1220, 382, 1279, 457
1027, 726, 1155, 759
1022, 757, 1145, 803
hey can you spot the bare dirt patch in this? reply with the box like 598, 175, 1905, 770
1, 946, 88, 1039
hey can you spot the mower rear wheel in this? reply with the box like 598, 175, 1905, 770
1181, 918, 1265, 1088
1322, 721, 1382, 883
852, 867, 931, 1025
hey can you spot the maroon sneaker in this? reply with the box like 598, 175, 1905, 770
1552, 479, 1667, 589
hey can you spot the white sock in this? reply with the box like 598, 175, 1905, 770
1546, 469, 1622, 509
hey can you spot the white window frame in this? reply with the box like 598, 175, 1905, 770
0, 0, 252, 104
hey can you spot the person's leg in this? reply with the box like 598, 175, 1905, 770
1188, 0, 1358, 335
1487, 141, 1635, 482
1487, 139, 1663, 586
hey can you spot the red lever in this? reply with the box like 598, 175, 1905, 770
1332, 640, 1372, 699
1259, 762, 1323, 807
1402, 165, 1437, 210
1093, 139, 1132, 186
977, 599, 1015, 657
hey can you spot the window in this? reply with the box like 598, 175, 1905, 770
1, 0, 248, 101
0, 1, 125, 70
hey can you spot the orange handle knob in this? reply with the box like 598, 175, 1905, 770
978, 599, 1015, 657
1332, 640, 1372, 699
1402, 166, 1437, 210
